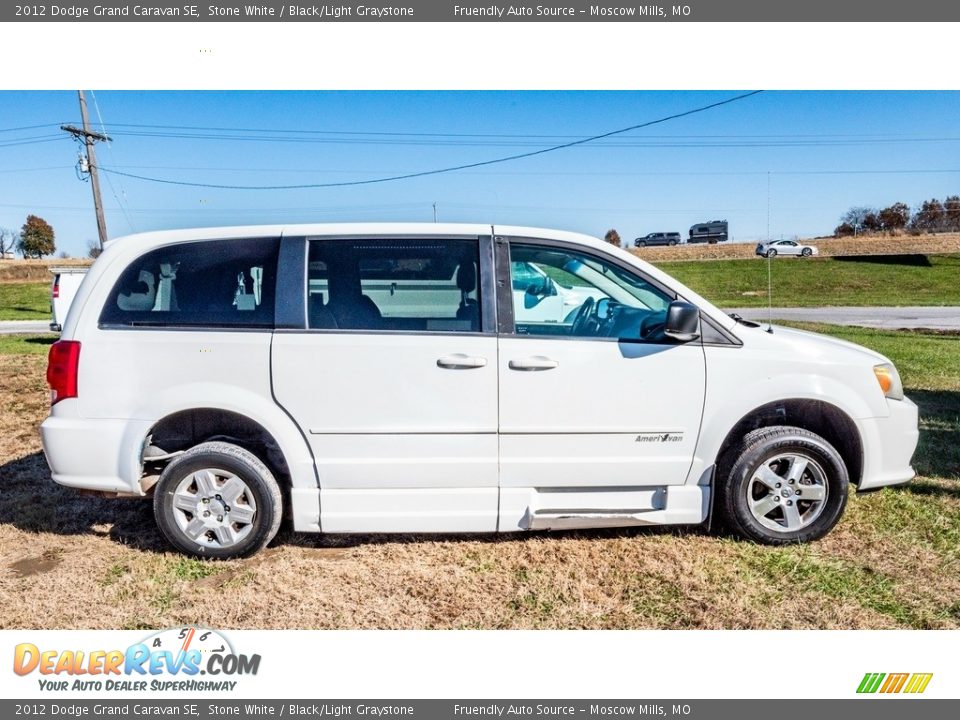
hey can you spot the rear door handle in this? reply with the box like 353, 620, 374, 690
437, 354, 488, 369
508, 356, 559, 371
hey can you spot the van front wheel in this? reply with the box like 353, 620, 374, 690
153, 441, 283, 559
718, 426, 848, 544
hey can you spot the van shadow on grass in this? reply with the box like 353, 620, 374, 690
0, 452, 167, 552
0, 451, 694, 556
2, 389, 954, 556
908, 389, 960, 489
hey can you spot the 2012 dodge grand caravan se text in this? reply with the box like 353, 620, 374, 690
40, 224, 919, 559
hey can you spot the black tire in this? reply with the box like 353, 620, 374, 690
766, 249, 777, 258
716, 426, 848, 545
153, 441, 283, 560
636, 241, 646, 247
801, 247, 812, 257
668, 240, 677, 246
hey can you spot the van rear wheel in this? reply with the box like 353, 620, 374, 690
153, 441, 282, 559
717, 426, 848, 544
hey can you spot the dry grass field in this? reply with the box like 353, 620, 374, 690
630, 232, 960, 262
0, 329, 958, 631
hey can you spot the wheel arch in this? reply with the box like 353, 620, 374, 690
713, 399, 864, 487
136, 401, 318, 492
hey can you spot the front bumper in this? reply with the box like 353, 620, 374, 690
856, 396, 919, 491
40, 401, 151, 495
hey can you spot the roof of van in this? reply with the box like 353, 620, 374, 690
104, 223, 611, 251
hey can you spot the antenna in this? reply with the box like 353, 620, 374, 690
766, 253, 774, 333
766, 171, 774, 333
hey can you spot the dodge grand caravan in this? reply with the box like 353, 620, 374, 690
40, 224, 919, 559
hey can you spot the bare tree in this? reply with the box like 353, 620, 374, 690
944, 195, 960, 231
840, 207, 876, 235
910, 199, 946, 232
0, 227, 18, 256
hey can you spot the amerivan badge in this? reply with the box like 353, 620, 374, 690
635, 432, 683, 443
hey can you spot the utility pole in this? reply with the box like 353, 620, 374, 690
432, 202, 438, 223
61, 91, 110, 249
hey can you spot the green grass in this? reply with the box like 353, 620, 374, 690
744, 548, 916, 625
0, 282, 49, 320
0, 334, 55, 355
782, 323, 960, 482
655, 254, 960, 308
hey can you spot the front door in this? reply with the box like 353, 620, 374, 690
496, 238, 707, 528
272, 235, 499, 532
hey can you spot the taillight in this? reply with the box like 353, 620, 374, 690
47, 340, 80, 405
52, 275, 60, 299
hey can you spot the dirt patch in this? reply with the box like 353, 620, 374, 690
9, 552, 62, 578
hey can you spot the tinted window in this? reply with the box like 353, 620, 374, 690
307, 238, 481, 332
100, 238, 279, 329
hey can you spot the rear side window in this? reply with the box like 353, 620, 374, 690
99, 237, 280, 329
306, 238, 481, 332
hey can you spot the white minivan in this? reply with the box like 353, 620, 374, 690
40, 224, 919, 559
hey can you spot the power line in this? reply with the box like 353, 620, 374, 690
66, 121, 960, 142
93, 128, 960, 149
0, 123, 63, 133
0, 136, 69, 148
99, 90, 766, 191
97, 164, 960, 177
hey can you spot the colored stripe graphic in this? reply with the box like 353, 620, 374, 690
857, 673, 885, 693
904, 673, 933, 694
857, 672, 932, 694
880, 673, 909, 693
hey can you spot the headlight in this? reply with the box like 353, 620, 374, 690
873, 363, 904, 401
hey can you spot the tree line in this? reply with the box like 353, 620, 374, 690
835, 196, 960, 236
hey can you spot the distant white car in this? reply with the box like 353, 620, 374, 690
756, 240, 819, 258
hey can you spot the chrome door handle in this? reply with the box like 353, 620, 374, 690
437, 354, 488, 369
508, 357, 559, 371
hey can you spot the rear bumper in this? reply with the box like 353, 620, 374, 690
40, 403, 151, 495
856, 396, 919, 491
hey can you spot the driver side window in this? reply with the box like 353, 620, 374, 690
508, 243, 673, 340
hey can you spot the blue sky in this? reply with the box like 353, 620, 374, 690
2, 90, 959, 257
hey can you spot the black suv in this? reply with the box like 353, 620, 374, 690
634, 232, 681, 247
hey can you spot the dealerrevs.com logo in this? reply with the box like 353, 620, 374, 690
13, 627, 260, 692
857, 672, 933, 694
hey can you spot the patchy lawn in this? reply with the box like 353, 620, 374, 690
0, 326, 957, 630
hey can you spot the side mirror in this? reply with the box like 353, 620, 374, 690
664, 301, 700, 342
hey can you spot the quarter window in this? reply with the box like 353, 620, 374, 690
99, 238, 279, 328
306, 238, 481, 332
